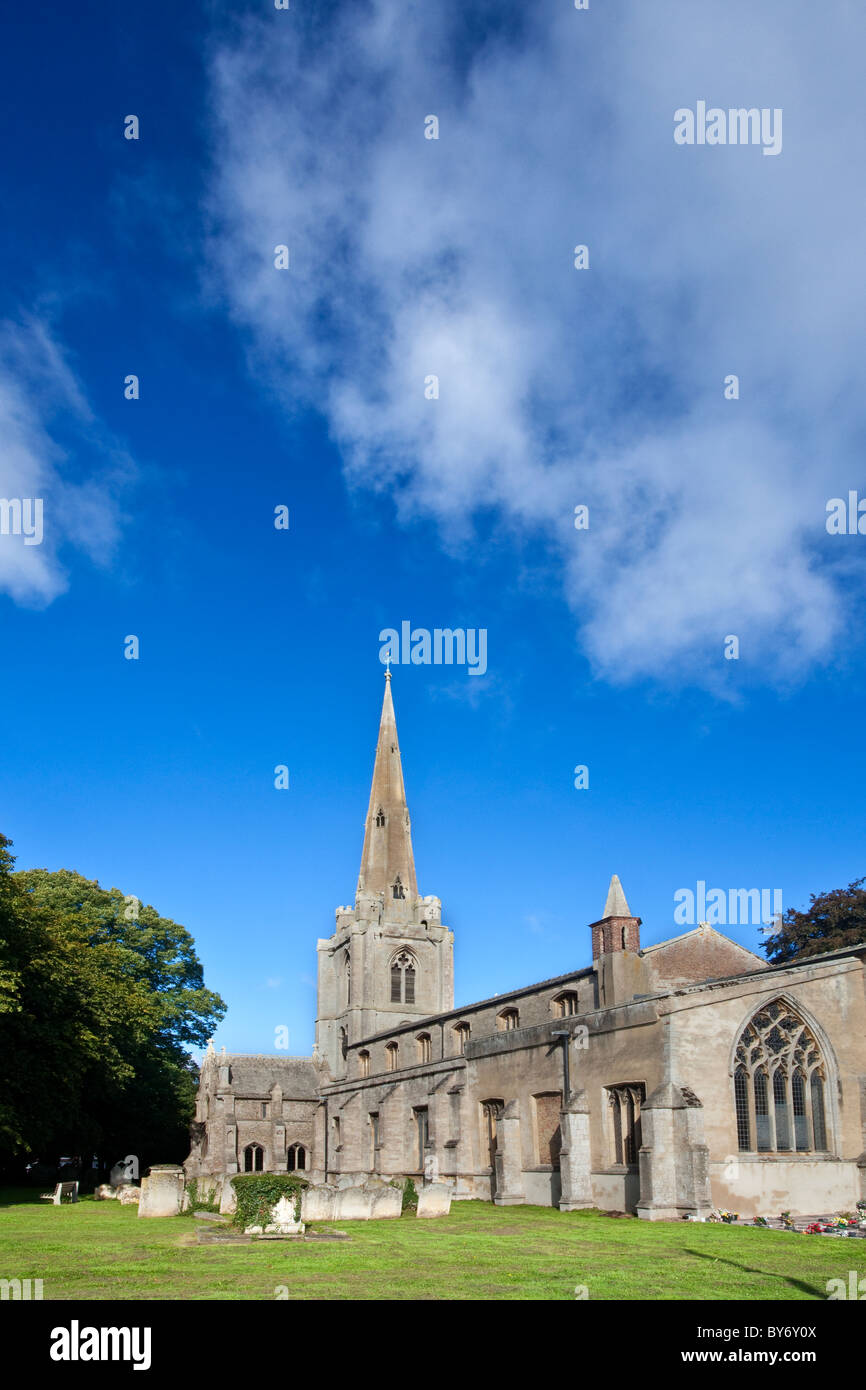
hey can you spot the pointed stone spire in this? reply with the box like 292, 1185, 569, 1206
602, 874, 631, 919
356, 672, 418, 899
591, 874, 641, 963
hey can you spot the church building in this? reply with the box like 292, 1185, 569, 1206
185, 674, 866, 1218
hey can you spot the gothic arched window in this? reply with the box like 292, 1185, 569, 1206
553, 991, 578, 1018
481, 1099, 504, 1168
416, 1032, 432, 1063
733, 1000, 829, 1154
243, 1143, 264, 1173
375, 807, 385, 827
497, 1007, 519, 1032
390, 951, 416, 1004
606, 1084, 645, 1165
287, 1144, 306, 1172
392, 875, 406, 900
385, 1041, 398, 1073
453, 1021, 471, 1055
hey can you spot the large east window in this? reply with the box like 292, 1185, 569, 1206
734, 1000, 828, 1153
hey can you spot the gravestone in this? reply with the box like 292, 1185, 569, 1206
261, 1195, 305, 1236
302, 1185, 337, 1221
417, 1183, 452, 1218
138, 1165, 185, 1218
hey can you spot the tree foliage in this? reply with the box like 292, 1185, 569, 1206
762, 877, 866, 964
0, 835, 226, 1169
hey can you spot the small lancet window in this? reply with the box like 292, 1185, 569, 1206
392, 875, 406, 900
375, 807, 385, 827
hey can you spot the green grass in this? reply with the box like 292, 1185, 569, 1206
1, 1188, 864, 1300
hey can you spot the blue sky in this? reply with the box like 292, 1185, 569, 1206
1, 1, 865, 1058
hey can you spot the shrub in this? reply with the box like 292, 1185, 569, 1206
230, 1173, 307, 1229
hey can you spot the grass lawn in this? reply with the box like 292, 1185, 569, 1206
1, 1188, 864, 1300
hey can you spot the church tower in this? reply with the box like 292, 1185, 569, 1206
314, 671, 454, 1077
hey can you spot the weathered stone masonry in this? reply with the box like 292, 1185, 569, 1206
186, 674, 866, 1219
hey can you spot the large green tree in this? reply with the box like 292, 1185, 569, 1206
762, 876, 866, 964
0, 836, 225, 1170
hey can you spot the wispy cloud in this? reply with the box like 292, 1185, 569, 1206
205, 1, 866, 686
0, 315, 133, 605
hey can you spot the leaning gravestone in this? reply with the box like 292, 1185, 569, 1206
138, 1165, 185, 1218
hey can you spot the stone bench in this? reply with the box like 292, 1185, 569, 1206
40, 1181, 78, 1205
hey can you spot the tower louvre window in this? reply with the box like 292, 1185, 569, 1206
390, 950, 416, 1005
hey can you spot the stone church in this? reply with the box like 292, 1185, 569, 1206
185, 674, 866, 1218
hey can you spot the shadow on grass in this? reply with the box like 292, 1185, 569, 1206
685, 1247, 825, 1299
0, 1186, 62, 1207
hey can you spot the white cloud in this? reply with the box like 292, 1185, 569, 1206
0, 316, 131, 605
205, 1, 866, 685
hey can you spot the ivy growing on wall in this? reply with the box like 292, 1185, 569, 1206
184, 1177, 220, 1214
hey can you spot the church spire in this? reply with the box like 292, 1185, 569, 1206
356, 671, 418, 900
602, 874, 631, 919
